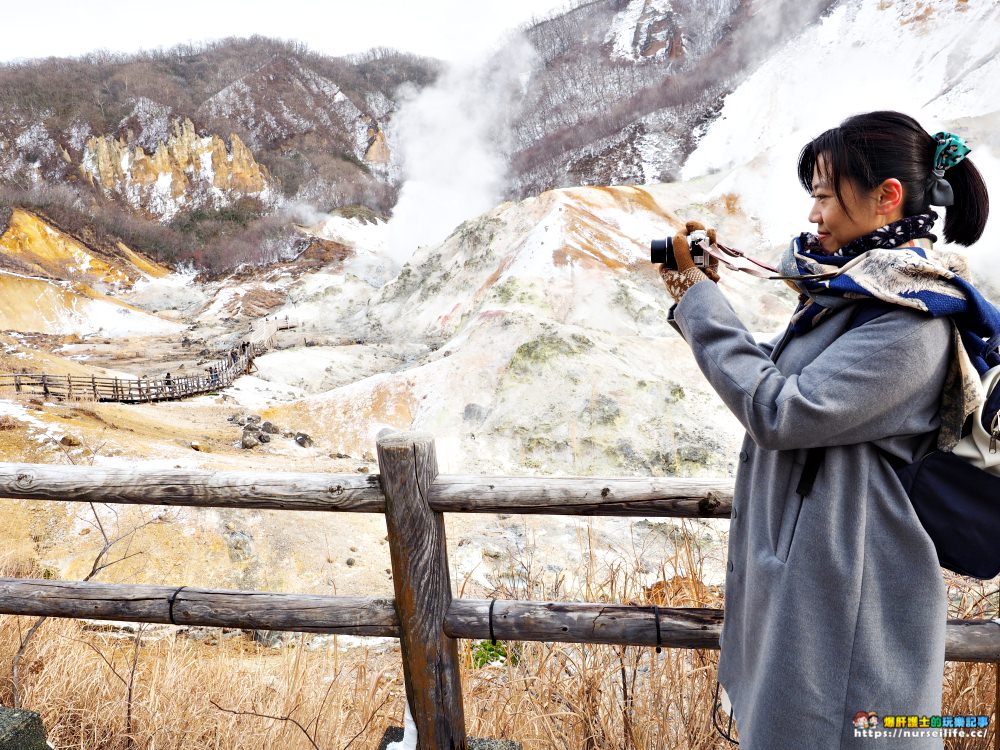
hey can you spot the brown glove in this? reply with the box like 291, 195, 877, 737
659, 221, 721, 302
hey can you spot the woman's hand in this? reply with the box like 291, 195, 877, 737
658, 221, 721, 303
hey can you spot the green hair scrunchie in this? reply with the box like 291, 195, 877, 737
927, 131, 971, 206
932, 131, 971, 172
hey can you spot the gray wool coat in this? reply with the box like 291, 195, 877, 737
668, 279, 952, 749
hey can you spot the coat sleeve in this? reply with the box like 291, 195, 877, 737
671, 280, 952, 451
669, 295, 785, 357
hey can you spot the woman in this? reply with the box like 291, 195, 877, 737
659, 111, 990, 749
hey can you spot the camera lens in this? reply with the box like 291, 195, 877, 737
650, 237, 671, 265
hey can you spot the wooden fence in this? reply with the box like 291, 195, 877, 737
0, 432, 997, 749
0, 319, 286, 404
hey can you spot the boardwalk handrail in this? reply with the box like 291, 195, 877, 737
0, 318, 282, 404
0, 432, 997, 749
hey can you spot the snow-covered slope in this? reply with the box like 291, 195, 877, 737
508, 0, 836, 195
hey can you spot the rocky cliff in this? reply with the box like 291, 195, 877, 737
81, 118, 275, 220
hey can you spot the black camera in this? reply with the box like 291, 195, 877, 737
650, 230, 710, 269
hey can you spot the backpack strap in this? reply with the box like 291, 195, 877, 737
795, 301, 896, 497
796, 447, 826, 497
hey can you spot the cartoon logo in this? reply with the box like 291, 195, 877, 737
853, 711, 880, 729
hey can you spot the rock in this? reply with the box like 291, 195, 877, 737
331, 452, 350, 459
59, 435, 82, 447
463, 403, 489, 424
246, 414, 262, 425
225, 530, 254, 562
190, 441, 209, 452
258, 433, 271, 444
0, 707, 49, 749
260, 421, 279, 434
241, 432, 260, 449
294, 432, 313, 448
251, 629, 290, 648
345, 558, 356, 567
377, 728, 520, 750
357, 466, 369, 473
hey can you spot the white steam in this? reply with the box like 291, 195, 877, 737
385, 35, 540, 267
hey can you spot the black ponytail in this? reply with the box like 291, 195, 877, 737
797, 110, 990, 246
942, 158, 989, 246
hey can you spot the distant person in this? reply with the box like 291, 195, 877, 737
164, 372, 173, 393
658, 111, 992, 747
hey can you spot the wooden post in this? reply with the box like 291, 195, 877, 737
14, 375, 20, 393
91, 376, 98, 400
377, 432, 467, 749
67, 375, 73, 400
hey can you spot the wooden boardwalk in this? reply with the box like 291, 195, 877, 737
0, 319, 292, 404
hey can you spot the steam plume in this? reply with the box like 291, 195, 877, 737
385, 35, 540, 267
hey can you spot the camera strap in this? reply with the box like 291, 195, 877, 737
706, 243, 840, 282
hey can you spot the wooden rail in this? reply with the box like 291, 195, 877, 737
0, 319, 281, 404
0, 463, 731, 516
0, 433, 997, 749
0, 580, 993, 663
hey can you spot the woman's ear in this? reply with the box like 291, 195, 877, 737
875, 178, 904, 218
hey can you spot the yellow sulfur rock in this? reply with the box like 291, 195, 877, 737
81, 118, 272, 215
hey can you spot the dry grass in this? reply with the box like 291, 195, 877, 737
0, 612, 403, 749
0, 521, 996, 749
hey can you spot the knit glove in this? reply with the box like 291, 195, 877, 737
658, 221, 721, 303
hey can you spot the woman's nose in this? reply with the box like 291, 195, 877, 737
808, 202, 821, 225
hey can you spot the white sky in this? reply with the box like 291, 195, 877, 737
0, 0, 574, 63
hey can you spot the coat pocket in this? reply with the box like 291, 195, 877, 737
775, 454, 807, 563
775, 492, 803, 563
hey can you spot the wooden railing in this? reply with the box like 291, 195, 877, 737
0, 320, 282, 404
0, 432, 997, 749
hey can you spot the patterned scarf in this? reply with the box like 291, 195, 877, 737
777, 212, 1000, 450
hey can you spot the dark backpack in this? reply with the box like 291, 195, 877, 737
798, 302, 1000, 580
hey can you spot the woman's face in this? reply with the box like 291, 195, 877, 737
807, 154, 883, 254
